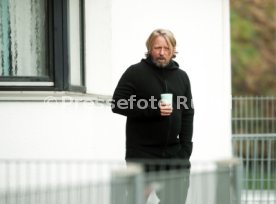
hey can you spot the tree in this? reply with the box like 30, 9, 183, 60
231, 0, 276, 96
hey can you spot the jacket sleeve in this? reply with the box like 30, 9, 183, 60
111, 68, 160, 118
178, 73, 194, 159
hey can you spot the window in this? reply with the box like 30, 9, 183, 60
0, 0, 85, 92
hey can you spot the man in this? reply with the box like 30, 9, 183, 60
112, 28, 194, 164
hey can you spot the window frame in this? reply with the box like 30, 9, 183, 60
0, 0, 86, 92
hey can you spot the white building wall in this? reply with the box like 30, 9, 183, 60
0, 0, 231, 162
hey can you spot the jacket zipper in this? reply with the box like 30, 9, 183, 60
161, 70, 171, 157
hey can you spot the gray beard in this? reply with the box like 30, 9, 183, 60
152, 60, 170, 68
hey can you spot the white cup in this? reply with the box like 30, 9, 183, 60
160, 93, 173, 106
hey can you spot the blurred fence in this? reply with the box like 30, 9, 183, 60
232, 96, 276, 204
0, 159, 242, 204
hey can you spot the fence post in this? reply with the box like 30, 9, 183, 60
216, 159, 242, 204
111, 163, 144, 204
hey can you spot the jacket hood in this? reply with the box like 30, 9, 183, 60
142, 56, 179, 70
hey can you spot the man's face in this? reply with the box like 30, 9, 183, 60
150, 36, 174, 68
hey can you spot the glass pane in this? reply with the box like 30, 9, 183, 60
68, 0, 82, 86
0, 0, 48, 77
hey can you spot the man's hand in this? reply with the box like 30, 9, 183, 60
160, 103, 173, 116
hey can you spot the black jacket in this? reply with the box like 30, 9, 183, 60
112, 57, 194, 159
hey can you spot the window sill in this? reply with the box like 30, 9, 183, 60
0, 91, 112, 103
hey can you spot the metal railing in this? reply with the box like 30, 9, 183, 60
232, 96, 276, 134
232, 96, 276, 204
0, 159, 242, 204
